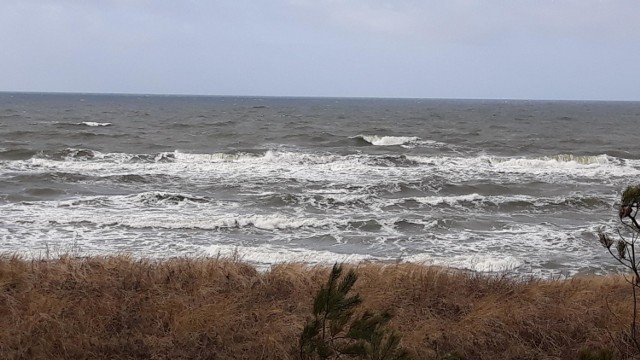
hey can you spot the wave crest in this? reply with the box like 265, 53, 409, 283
80, 122, 111, 127
135, 192, 208, 205
354, 135, 421, 146
173, 151, 263, 163
490, 154, 612, 167
545, 154, 610, 165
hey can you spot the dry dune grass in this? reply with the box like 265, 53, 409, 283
0, 254, 635, 359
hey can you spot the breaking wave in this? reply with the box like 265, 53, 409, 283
135, 192, 208, 205
80, 122, 111, 127
206, 244, 375, 268
353, 135, 421, 146
489, 154, 613, 167
403, 253, 524, 273
172, 150, 264, 163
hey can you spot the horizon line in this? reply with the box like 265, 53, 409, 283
1, 90, 638, 103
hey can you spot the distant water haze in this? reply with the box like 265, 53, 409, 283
1, 93, 639, 276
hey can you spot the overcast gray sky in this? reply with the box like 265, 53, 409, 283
1, 0, 639, 100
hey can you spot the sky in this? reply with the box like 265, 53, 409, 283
1, 0, 639, 101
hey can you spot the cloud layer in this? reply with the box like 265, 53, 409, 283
1, 0, 638, 100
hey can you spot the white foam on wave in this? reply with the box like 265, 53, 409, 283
404, 193, 609, 209
205, 244, 523, 273
2, 188, 606, 276
117, 213, 328, 231
546, 154, 611, 165
355, 135, 421, 146
52, 191, 213, 208
172, 151, 262, 163
133, 191, 208, 205
403, 253, 524, 272
80, 122, 111, 127
352, 134, 452, 149
411, 193, 486, 206
171, 150, 347, 167
3, 149, 636, 197
298, 193, 375, 209
205, 244, 375, 268
11, 198, 338, 230
407, 153, 640, 180
489, 154, 612, 168
217, 214, 333, 231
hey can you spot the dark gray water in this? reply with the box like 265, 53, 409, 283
2, 92, 640, 276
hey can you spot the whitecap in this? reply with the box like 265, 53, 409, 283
411, 193, 486, 206
403, 253, 524, 273
354, 134, 421, 146
205, 244, 375, 268
172, 150, 261, 163
545, 154, 611, 165
80, 122, 112, 127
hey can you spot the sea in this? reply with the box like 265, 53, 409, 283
1, 92, 639, 277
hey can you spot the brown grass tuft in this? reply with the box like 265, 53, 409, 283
0, 256, 634, 359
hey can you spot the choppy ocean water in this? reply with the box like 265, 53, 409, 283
1, 92, 639, 276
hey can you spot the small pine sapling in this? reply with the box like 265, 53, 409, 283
299, 263, 410, 360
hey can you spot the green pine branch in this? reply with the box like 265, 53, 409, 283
300, 263, 410, 360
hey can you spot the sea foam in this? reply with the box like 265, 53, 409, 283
355, 135, 421, 146
403, 253, 524, 273
206, 244, 375, 269
80, 122, 112, 127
